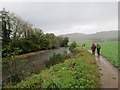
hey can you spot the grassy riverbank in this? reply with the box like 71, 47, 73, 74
7, 47, 100, 88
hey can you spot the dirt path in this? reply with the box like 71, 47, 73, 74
88, 50, 119, 88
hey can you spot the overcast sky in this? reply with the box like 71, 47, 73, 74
0, 2, 118, 35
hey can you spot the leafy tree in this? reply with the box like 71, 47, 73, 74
1, 8, 69, 57
69, 42, 77, 53
60, 37, 69, 47
1, 8, 12, 47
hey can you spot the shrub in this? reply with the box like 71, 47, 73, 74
46, 53, 65, 68
69, 42, 77, 53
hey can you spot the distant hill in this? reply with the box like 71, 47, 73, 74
59, 30, 118, 42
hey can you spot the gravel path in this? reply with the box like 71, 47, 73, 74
88, 50, 119, 88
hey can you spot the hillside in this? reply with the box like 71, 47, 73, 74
59, 30, 118, 42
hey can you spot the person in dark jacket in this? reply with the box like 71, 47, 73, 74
91, 43, 96, 55
97, 43, 101, 57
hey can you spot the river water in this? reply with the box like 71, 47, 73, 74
2, 47, 69, 82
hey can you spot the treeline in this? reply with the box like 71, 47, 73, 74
0, 8, 69, 57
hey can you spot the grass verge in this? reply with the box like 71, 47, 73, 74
6, 47, 100, 88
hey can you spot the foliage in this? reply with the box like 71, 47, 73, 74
1, 8, 70, 88
60, 37, 69, 47
10, 48, 100, 88
1, 8, 12, 47
46, 53, 65, 68
69, 42, 77, 53
46, 52, 70, 68
0, 8, 69, 57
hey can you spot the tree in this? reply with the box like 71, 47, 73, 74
1, 8, 12, 47
1, 8, 69, 57
60, 37, 69, 47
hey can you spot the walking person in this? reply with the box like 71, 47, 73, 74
91, 43, 96, 55
97, 43, 101, 57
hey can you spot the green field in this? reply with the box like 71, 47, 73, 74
8, 47, 100, 88
85, 41, 119, 69
101, 41, 118, 68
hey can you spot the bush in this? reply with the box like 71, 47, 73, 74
69, 42, 77, 53
46, 53, 65, 68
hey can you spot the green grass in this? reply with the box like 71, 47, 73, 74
8, 47, 100, 88
84, 41, 119, 69
101, 41, 118, 68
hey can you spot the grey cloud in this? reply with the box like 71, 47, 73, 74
1, 2, 118, 34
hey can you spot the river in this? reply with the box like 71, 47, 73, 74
2, 47, 69, 82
